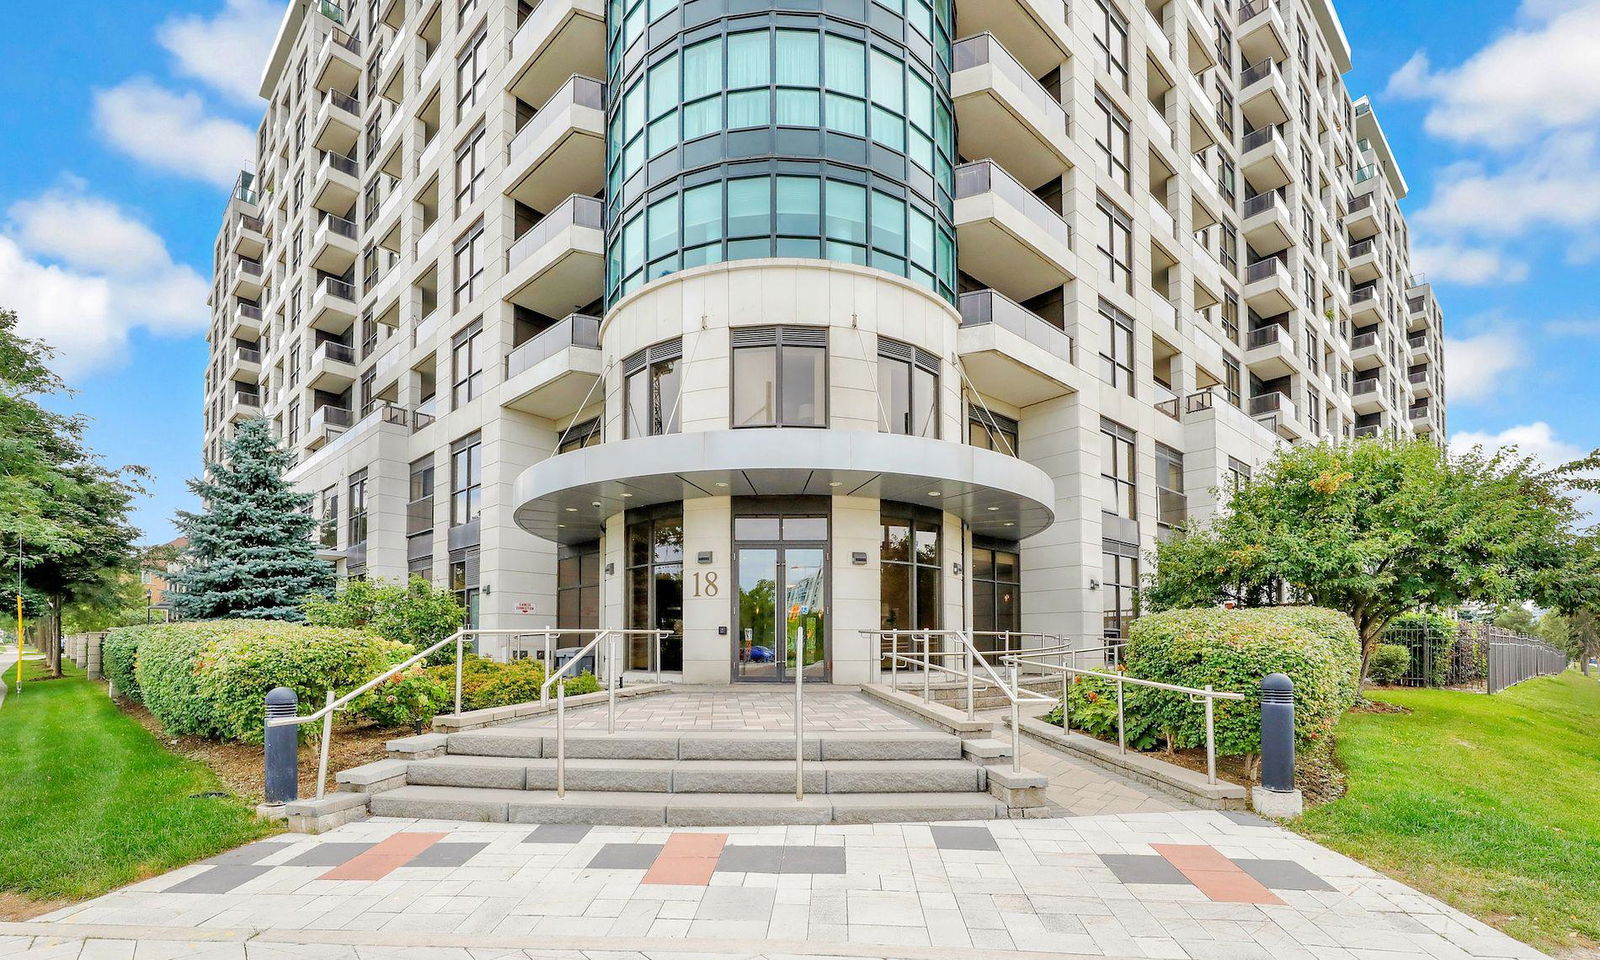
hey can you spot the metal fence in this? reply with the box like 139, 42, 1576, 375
1383, 621, 1567, 693
1486, 633, 1569, 694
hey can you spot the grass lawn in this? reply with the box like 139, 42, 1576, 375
0, 655, 277, 909
1296, 670, 1600, 953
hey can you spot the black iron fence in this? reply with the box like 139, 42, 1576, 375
1382, 621, 1567, 693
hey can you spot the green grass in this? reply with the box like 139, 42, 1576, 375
1296, 670, 1600, 952
0, 656, 277, 903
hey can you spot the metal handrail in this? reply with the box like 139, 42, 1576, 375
1002, 654, 1246, 785
540, 628, 671, 798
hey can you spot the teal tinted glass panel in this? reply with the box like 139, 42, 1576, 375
727, 31, 770, 88
727, 89, 769, 128
870, 50, 903, 111
683, 39, 721, 99
824, 36, 864, 95
647, 195, 679, 260
775, 30, 819, 85
825, 94, 865, 136
825, 181, 866, 243
726, 178, 771, 238
871, 191, 905, 256
776, 88, 820, 126
683, 183, 722, 245
776, 176, 820, 236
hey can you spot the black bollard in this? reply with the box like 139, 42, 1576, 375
1259, 673, 1295, 793
264, 687, 299, 805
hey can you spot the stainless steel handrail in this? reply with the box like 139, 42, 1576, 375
540, 628, 671, 798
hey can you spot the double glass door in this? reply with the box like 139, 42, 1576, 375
735, 543, 826, 682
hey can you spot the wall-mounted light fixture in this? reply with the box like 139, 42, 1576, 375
483, 584, 493, 596
1088, 579, 1100, 591
604, 563, 615, 576
952, 562, 963, 576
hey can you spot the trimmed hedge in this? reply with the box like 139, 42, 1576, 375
102, 631, 141, 702
427, 655, 601, 711
107, 621, 401, 743
1368, 644, 1411, 685
1120, 606, 1361, 755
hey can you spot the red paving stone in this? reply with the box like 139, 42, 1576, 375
1152, 844, 1285, 905
321, 832, 447, 881
642, 833, 728, 886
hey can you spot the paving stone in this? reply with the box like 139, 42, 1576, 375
161, 865, 273, 895
200, 842, 293, 866
930, 826, 1000, 851
407, 843, 489, 868
1100, 854, 1192, 885
585, 844, 665, 870
1233, 858, 1338, 892
523, 824, 591, 844
283, 844, 377, 867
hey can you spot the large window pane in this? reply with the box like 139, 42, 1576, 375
825, 181, 866, 243
781, 344, 825, 426
775, 29, 819, 85
647, 195, 678, 261
776, 89, 820, 126
776, 176, 820, 236
683, 182, 722, 245
824, 36, 864, 95
869, 50, 903, 111
879, 356, 910, 433
683, 38, 721, 99
732, 346, 777, 426
726, 178, 771, 237
727, 31, 770, 88
870, 191, 905, 256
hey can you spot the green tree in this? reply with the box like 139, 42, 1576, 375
1146, 438, 1590, 673
303, 575, 465, 653
169, 418, 334, 620
1492, 604, 1538, 635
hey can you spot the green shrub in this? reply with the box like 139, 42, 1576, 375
1041, 672, 1161, 750
1368, 644, 1412, 685
115, 621, 398, 742
426, 655, 602, 711
355, 665, 450, 730
1121, 606, 1361, 756
102, 630, 142, 702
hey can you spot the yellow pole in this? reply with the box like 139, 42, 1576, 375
15, 593, 22, 689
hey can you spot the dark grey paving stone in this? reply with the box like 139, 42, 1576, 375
407, 842, 489, 867
930, 825, 1000, 852
1099, 854, 1191, 885
282, 842, 376, 867
164, 865, 272, 894
1220, 811, 1274, 827
779, 845, 846, 875
525, 824, 592, 844
586, 843, 664, 870
1234, 858, 1337, 891
715, 845, 785, 874
201, 841, 291, 865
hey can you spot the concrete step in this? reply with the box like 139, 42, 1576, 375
443, 728, 964, 762
369, 784, 1007, 826
406, 755, 985, 794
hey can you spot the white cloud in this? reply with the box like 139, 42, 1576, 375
93, 78, 254, 187
1450, 422, 1585, 466
157, 0, 280, 105
1411, 242, 1529, 287
1384, 0, 1600, 148
1443, 331, 1528, 404
1, 186, 210, 378
1414, 132, 1600, 237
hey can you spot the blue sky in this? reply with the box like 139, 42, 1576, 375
2, 0, 1597, 543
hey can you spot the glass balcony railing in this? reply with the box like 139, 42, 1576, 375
953, 34, 1071, 138
507, 195, 603, 268
1245, 258, 1284, 284
1351, 330, 1378, 350
1242, 190, 1281, 219
1240, 58, 1280, 88
315, 340, 356, 365
954, 161, 1073, 248
1241, 124, 1279, 154
958, 289, 1075, 364
1353, 163, 1379, 184
508, 76, 605, 163
505, 314, 601, 378
319, 276, 356, 301
1246, 324, 1284, 350
320, 213, 358, 240
321, 150, 359, 178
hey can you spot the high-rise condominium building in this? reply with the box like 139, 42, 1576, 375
204, 0, 1444, 681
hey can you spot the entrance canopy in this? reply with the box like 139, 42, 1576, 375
512, 429, 1057, 544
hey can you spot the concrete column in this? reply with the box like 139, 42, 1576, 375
86, 633, 104, 680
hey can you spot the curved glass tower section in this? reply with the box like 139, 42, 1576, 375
604, 0, 957, 306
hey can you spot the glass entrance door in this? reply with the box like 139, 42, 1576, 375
735, 545, 827, 682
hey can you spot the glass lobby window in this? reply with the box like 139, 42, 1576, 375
732, 327, 827, 428
878, 339, 938, 437
626, 509, 684, 671
1103, 543, 1139, 641
624, 341, 682, 438
972, 543, 1021, 646
557, 541, 600, 649
880, 506, 940, 643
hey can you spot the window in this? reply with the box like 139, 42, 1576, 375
454, 123, 486, 213
1099, 300, 1135, 396
455, 26, 487, 115
625, 507, 684, 671
348, 468, 369, 546
972, 542, 1021, 645
1227, 456, 1252, 492
1154, 443, 1185, 538
1100, 418, 1136, 519
1102, 541, 1139, 641
557, 416, 603, 453
731, 326, 827, 427
1224, 355, 1242, 408
969, 407, 1019, 457
1219, 219, 1238, 270
1221, 290, 1240, 343
452, 221, 484, 309
880, 505, 940, 636
557, 541, 601, 648
319, 485, 339, 547
1096, 194, 1132, 293
1095, 89, 1131, 190
1093, 0, 1130, 91
450, 548, 480, 627
451, 319, 483, 407
624, 339, 683, 437
1306, 385, 1322, 435
877, 338, 938, 437
450, 431, 482, 526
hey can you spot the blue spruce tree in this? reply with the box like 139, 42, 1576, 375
169, 417, 334, 620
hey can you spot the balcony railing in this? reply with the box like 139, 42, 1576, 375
235, 389, 261, 408
505, 314, 602, 378
1245, 258, 1284, 284
1238, 0, 1275, 22
234, 345, 262, 365
1353, 163, 1379, 184
237, 213, 264, 234
1248, 391, 1289, 417
236, 301, 263, 321
325, 28, 362, 56
1246, 324, 1284, 350
1408, 369, 1428, 385
957, 289, 1075, 364
1348, 192, 1374, 213
1242, 190, 1280, 219
507, 195, 604, 268
322, 150, 359, 178
1354, 424, 1380, 439
952, 34, 1072, 137
320, 213, 358, 240
1240, 58, 1279, 88
237, 257, 263, 277
954, 160, 1073, 248
1348, 238, 1376, 259
325, 89, 360, 116
509, 76, 605, 162
1350, 330, 1378, 350
1184, 390, 1217, 414
316, 340, 356, 364
320, 276, 356, 301
1350, 286, 1377, 305
1241, 125, 1279, 154
1154, 386, 1180, 421
1352, 377, 1380, 396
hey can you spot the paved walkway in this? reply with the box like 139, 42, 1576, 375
7, 811, 1547, 959
514, 687, 923, 732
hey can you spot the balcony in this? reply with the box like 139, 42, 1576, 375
504, 75, 606, 214
1350, 329, 1382, 369
308, 340, 358, 391
1237, 0, 1289, 65
507, 0, 605, 109
1350, 286, 1381, 321
953, 0, 1072, 76
501, 314, 604, 418
1345, 192, 1378, 240
1351, 375, 1384, 415
1241, 190, 1293, 254
306, 404, 354, 450
953, 161, 1075, 302
1244, 323, 1295, 379
1248, 390, 1300, 440
503, 195, 605, 316
229, 389, 262, 422
1409, 333, 1434, 363
1243, 257, 1293, 315
952, 34, 1073, 190
1409, 399, 1431, 425
1239, 59, 1290, 127
229, 256, 264, 300
1240, 124, 1292, 190
232, 344, 262, 381
1409, 368, 1433, 398
228, 300, 264, 339
1348, 238, 1381, 283
312, 150, 360, 213
232, 213, 265, 259
1354, 423, 1381, 439
311, 213, 359, 273
310, 276, 358, 333
313, 90, 361, 154
956, 290, 1077, 406
314, 29, 363, 93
